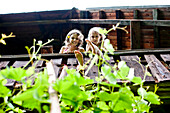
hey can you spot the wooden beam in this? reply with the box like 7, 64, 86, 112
153, 9, 159, 20
87, 5, 170, 10
116, 10, 123, 50
144, 55, 170, 82
130, 21, 141, 49
69, 19, 131, 25
1, 48, 170, 60
99, 10, 106, 19
0, 19, 170, 27
0, 61, 10, 69
140, 20, 170, 26
133, 10, 139, 19
80, 11, 90, 48
120, 55, 154, 81
80, 11, 90, 19
153, 9, 160, 48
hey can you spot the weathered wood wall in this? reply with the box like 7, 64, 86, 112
0, 6, 169, 55
84, 7, 170, 50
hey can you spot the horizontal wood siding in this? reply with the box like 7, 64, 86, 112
159, 27, 170, 48
0, 7, 169, 54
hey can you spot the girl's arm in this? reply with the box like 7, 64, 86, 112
86, 44, 91, 52
59, 46, 66, 53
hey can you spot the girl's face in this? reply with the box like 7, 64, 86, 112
90, 31, 101, 45
69, 33, 79, 46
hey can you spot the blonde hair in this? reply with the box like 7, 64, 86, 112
87, 27, 105, 41
64, 29, 84, 47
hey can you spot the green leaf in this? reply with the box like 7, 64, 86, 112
85, 91, 95, 100
119, 87, 134, 97
12, 89, 34, 102
114, 92, 133, 111
34, 70, 49, 88
26, 67, 35, 75
0, 67, 33, 81
14, 107, 24, 113
65, 69, 94, 86
101, 86, 110, 91
104, 39, 114, 54
137, 87, 147, 97
100, 111, 110, 113
100, 82, 120, 87
131, 77, 142, 84
12, 88, 42, 111
101, 65, 116, 84
97, 101, 110, 110
146, 71, 152, 76
98, 91, 111, 101
135, 97, 150, 112
127, 68, 134, 80
144, 92, 160, 105
114, 100, 132, 111
117, 61, 129, 79
99, 28, 108, 35
0, 110, 5, 113
0, 81, 11, 97
108, 92, 120, 109
43, 105, 50, 112
81, 109, 93, 113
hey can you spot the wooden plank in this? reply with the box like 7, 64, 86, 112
130, 21, 141, 49
12, 61, 29, 68
0, 19, 170, 27
153, 9, 159, 20
120, 55, 154, 82
133, 10, 139, 19
1, 49, 170, 60
160, 54, 170, 69
41, 45, 53, 54
86, 65, 98, 82
33, 60, 44, 68
160, 54, 170, 62
80, 11, 90, 19
0, 61, 10, 69
34, 67, 44, 73
99, 10, 106, 19
53, 64, 61, 78
87, 5, 170, 10
144, 55, 170, 82
51, 59, 62, 78
67, 58, 77, 69
153, 9, 160, 48
52, 58, 63, 66
116, 10, 123, 50
80, 11, 90, 40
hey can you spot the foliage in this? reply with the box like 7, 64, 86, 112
0, 24, 161, 113
0, 32, 15, 45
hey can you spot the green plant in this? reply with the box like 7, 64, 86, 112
0, 24, 160, 113
0, 32, 15, 45
0, 38, 53, 113
52, 24, 160, 113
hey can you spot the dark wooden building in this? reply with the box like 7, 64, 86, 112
0, 5, 170, 55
